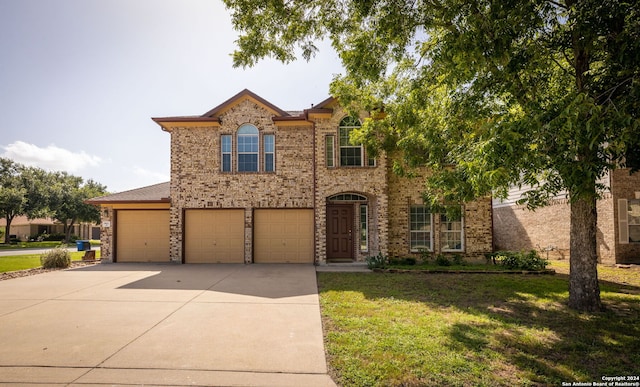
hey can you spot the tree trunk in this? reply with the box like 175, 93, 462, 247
3, 216, 12, 244
568, 195, 602, 312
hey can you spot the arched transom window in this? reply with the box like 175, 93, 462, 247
237, 124, 259, 172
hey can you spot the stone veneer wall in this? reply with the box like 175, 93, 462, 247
313, 109, 389, 263
169, 100, 314, 263
611, 168, 640, 263
99, 207, 114, 262
386, 167, 493, 261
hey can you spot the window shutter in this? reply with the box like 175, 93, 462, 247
619, 199, 629, 244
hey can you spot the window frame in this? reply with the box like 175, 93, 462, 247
221, 134, 232, 172
339, 117, 363, 167
325, 135, 335, 168
410, 205, 433, 252
237, 124, 260, 172
360, 204, 368, 252
440, 207, 465, 252
627, 199, 640, 243
263, 134, 275, 172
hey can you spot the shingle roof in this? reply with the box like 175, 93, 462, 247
86, 182, 170, 204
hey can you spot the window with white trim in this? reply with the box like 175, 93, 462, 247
237, 124, 259, 172
325, 135, 335, 167
620, 199, 640, 243
440, 208, 464, 251
264, 134, 275, 172
360, 204, 368, 251
410, 206, 432, 251
339, 116, 363, 166
221, 135, 232, 172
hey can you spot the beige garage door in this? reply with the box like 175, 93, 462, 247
116, 210, 170, 262
254, 209, 314, 263
184, 209, 245, 263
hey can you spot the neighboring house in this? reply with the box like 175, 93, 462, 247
87, 89, 492, 264
0, 216, 99, 241
493, 169, 640, 265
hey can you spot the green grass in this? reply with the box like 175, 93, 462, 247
318, 262, 640, 386
0, 240, 100, 250
0, 250, 100, 273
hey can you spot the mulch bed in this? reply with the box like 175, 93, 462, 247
0, 260, 101, 281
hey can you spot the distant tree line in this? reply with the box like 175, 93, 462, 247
0, 157, 108, 244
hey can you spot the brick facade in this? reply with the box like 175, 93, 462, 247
493, 169, 640, 264
94, 90, 494, 264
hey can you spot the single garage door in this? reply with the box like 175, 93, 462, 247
254, 209, 314, 263
116, 210, 170, 262
184, 209, 245, 263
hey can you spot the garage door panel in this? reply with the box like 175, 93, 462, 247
185, 209, 245, 263
116, 210, 170, 263
254, 209, 313, 263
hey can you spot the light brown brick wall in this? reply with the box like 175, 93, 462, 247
169, 100, 314, 262
313, 109, 389, 262
387, 167, 493, 261
493, 196, 617, 264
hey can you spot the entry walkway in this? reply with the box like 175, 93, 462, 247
0, 263, 335, 386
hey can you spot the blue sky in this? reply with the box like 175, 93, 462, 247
0, 0, 343, 192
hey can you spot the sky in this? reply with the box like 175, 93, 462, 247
0, 0, 344, 193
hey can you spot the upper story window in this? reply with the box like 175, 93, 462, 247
237, 124, 259, 172
221, 135, 232, 172
339, 116, 363, 166
221, 124, 275, 173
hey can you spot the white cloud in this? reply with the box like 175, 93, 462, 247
132, 166, 169, 183
1, 141, 102, 173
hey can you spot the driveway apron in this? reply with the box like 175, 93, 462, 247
0, 263, 336, 386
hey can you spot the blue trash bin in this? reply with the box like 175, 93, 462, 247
76, 240, 91, 251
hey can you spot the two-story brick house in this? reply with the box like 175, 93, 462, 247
88, 89, 493, 264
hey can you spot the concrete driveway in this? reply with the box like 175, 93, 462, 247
0, 263, 336, 386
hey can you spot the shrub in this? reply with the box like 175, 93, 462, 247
435, 254, 451, 266
491, 250, 548, 271
366, 252, 389, 269
452, 254, 466, 266
40, 247, 71, 269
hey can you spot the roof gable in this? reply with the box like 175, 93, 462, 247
202, 89, 290, 119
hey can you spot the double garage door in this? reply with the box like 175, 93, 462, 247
184, 209, 313, 263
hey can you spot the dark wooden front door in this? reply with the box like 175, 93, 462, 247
326, 204, 354, 260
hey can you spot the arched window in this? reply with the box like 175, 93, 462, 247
237, 124, 259, 172
328, 193, 367, 202
339, 117, 362, 166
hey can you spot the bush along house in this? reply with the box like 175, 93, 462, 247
87, 89, 493, 264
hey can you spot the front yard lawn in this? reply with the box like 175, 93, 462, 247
318, 261, 640, 386
0, 251, 100, 273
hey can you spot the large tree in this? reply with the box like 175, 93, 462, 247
0, 158, 26, 244
225, 0, 640, 311
47, 172, 107, 242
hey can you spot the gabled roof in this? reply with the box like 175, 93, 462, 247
152, 89, 336, 129
86, 182, 170, 204
202, 88, 290, 118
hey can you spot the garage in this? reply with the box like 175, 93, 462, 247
254, 209, 314, 263
184, 209, 245, 263
116, 210, 170, 262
